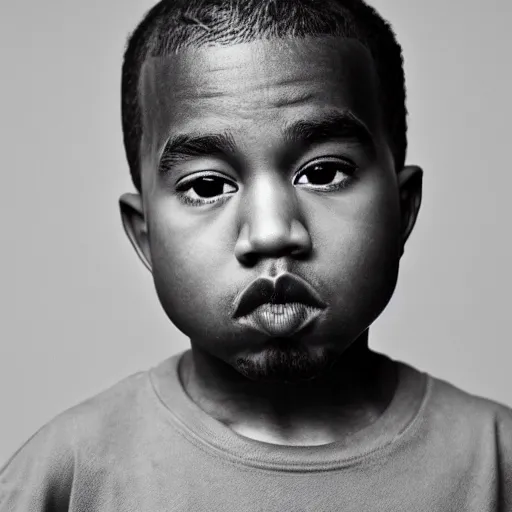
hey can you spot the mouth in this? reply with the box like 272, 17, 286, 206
232, 273, 327, 337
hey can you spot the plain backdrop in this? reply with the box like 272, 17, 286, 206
1, 0, 511, 463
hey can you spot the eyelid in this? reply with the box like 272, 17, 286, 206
300, 155, 356, 166
159, 148, 237, 180
173, 156, 356, 187
295, 155, 358, 175
175, 170, 237, 187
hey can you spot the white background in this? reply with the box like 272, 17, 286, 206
1, 0, 511, 462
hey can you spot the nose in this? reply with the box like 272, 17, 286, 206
234, 175, 312, 266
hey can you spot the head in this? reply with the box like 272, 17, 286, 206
119, 0, 423, 382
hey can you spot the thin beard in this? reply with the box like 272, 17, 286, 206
235, 341, 336, 383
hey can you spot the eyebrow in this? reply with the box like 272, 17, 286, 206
158, 132, 237, 173
282, 111, 374, 149
158, 110, 374, 175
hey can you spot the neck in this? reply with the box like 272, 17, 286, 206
179, 333, 398, 446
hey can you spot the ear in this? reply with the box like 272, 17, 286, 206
397, 165, 423, 255
119, 193, 152, 272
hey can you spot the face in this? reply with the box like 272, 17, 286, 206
121, 37, 422, 382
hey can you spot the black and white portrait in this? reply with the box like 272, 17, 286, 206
1, 0, 511, 510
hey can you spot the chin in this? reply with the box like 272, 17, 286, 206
233, 339, 339, 384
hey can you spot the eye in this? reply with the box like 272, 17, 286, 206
176, 173, 238, 206
293, 158, 357, 191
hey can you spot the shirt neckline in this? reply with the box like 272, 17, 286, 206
149, 349, 430, 472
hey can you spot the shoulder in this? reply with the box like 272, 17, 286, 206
422, 372, 512, 448
413, 372, 512, 507
427, 373, 512, 422
51, 369, 156, 452
1, 369, 153, 473
0, 369, 156, 510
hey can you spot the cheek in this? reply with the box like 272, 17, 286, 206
356, 179, 401, 279
146, 200, 233, 332
311, 172, 402, 318
313, 169, 401, 261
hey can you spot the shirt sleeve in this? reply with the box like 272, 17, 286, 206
497, 404, 512, 512
0, 420, 74, 512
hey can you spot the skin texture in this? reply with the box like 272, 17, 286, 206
120, 37, 422, 445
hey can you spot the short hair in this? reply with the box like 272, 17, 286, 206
122, 0, 407, 192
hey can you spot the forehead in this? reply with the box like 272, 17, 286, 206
139, 37, 382, 162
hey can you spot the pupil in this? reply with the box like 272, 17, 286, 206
308, 164, 336, 185
194, 177, 224, 198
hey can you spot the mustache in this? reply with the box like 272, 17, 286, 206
232, 272, 327, 319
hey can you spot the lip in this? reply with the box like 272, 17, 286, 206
232, 273, 327, 336
239, 302, 324, 337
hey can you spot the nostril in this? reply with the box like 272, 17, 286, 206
290, 244, 311, 260
234, 220, 312, 265
237, 244, 309, 267
237, 251, 258, 268
289, 219, 313, 258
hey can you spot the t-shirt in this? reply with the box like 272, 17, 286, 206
1, 350, 512, 511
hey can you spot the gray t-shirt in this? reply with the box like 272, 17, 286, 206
1, 350, 511, 511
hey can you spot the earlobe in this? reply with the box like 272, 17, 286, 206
397, 165, 423, 254
119, 193, 152, 272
